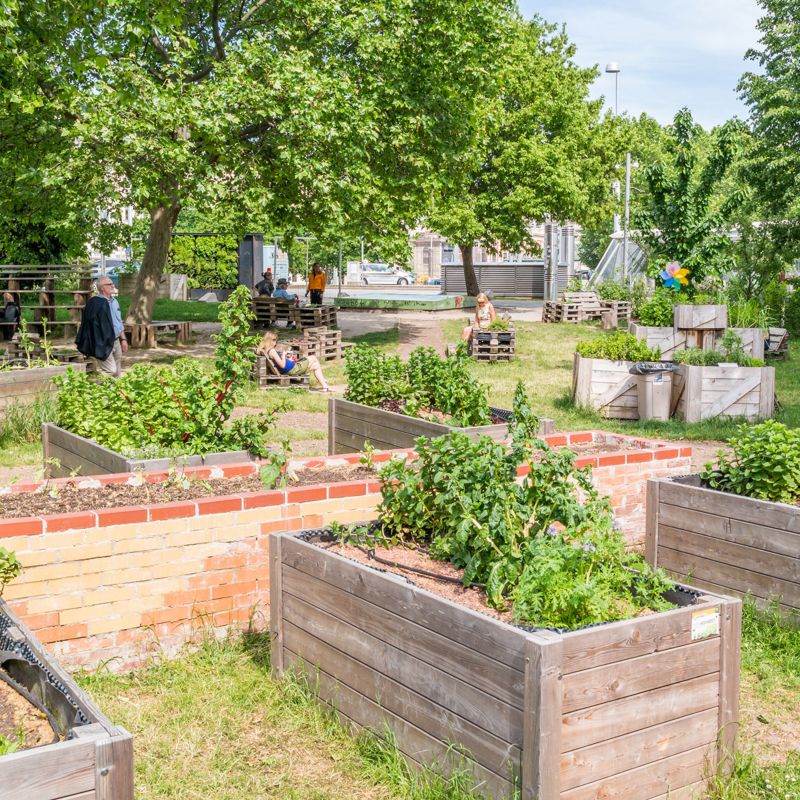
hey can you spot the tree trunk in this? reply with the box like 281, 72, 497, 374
459, 243, 480, 296
125, 203, 181, 325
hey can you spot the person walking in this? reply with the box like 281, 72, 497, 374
76, 277, 127, 377
305, 263, 326, 305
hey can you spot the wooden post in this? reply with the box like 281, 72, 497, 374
269, 534, 285, 677
522, 632, 562, 800
717, 598, 741, 774
645, 479, 660, 568
95, 731, 135, 800
328, 397, 336, 456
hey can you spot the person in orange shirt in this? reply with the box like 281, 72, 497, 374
305, 262, 327, 305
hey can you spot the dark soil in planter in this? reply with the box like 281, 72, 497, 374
0, 678, 55, 750
377, 399, 507, 425
0, 465, 375, 519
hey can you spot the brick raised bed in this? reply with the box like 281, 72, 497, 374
646, 475, 800, 616
272, 530, 741, 800
0, 363, 86, 411
0, 434, 690, 670
328, 397, 555, 455
0, 600, 133, 798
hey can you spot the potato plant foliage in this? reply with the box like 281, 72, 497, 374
344, 343, 491, 427
54, 287, 282, 458
373, 386, 675, 630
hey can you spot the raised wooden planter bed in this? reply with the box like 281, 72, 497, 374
673, 304, 728, 330
42, 423, 254, 477
328, 398, 554, 455
571, 353, 638, 420
646, 475, 800, 615
272, 530, 741, 800
629, 324, 765, 361
671, 365, 775, 423
0, 600, 132, 798
0, 363, 86, 411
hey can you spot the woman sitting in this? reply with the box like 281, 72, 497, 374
461, 292, 496, 342
256, 331, 332, 391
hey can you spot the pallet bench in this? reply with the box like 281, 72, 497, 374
125, 320, 192, 349
293, 305, 338, 330
253, 297, 296, 327
254, 354, 310, 388
543, 291, 605, 323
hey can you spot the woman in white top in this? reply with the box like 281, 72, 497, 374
462, 292, 496, 342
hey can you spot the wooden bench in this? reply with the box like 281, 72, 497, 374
765, 327, 789, 359
253, 297, 296, 328
125, 321, 192, 349
254, 354, 310, 388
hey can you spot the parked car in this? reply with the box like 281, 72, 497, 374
359, 265, 414, 285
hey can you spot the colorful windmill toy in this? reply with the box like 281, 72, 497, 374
659, 261, 690, 292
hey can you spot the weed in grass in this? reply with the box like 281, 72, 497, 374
708, 751, 800, 800
0, 392, 58, 445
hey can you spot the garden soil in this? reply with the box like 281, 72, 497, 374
0, 679, 55, 749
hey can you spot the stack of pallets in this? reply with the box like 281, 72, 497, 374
252, 297, 295, 328
253, 355, 310, 388
293, 305, 338, 330
472, 329, 515, 362
303, 326, 352, 361
543, 291, 605, 324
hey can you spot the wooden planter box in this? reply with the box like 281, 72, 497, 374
673, 304, 728, 330
629, 325, 765, 362
327, 398, 554, 456
646, 476, 800, 616
271, 531, 741, 800
42, 423, 254, 477
0, 600, 133, 798
0, 363, 86, 411
572, 353, 638, 420
671, 365, 775, 423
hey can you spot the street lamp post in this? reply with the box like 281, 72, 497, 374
605, 62, 620, 116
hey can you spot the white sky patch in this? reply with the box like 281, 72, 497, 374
518, 0, 763, 128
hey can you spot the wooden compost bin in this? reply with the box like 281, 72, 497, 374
670, 365, 775, 423
271, 531, 741, 800
571, 353, 638, 420
0, 601, 133, 799
42, 423, 253, 477
0, 363, 86, 411
629, 325, 765, 362
327, 398, 554, 456
646, 476, 800, 615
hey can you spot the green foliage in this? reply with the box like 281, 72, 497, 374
594, 282, 630, 301
674, 332, 765, 367
0, 392, 58, 446
701, 420, 800, 504
637, 288, 677, 326
634, 108, 748, 288
727, 299, 776, 329
785, 289, 800, 337
373, 421, 674, 629
55, 289, 281, 458
486, 317, 510, 331
0, 547, 22, 597
576, 331, 660, 362
345, 344, 491, 428
170, 234, 239, 289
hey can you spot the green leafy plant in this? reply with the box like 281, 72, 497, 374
0, 547, 22, 598
486, 317, 511, 331
637, 289, 676, 326
701, 420, 800, 504
595, 282, 630, 301
576, 331, 660, 361
673, 332, 765, 367
368, 388, 674, 629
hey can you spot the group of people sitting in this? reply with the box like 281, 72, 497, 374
255, 263, 327, 305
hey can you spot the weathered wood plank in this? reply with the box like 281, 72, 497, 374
673, 304, 727, 330
560, 707, 718, 791
522, 633, 562, 800
560, 597, 721, 674
0, 738, 96, 800
95, 732, 134, 800
280, 536, 527, 671
560, 672, 719, 752
283, 623, 520, 774
718, 599, 741, 769
282, 604, 523, 743
645, 479, 659, 568
702, 374, 762, 419
270, 534, 284, 676
282, 565, 523, 705
560, 742, 713, 800
333, 428, 406, 455
562, 637, 720, 713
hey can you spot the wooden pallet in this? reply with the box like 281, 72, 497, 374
292, 305, 338, 330
252, 297, 296, 327
126, 320, 192, 349
601, 300, 632, 322
472, 330, 515, 361
254, 355, 310, 388
765, 327, 789, 359
299, 325, 351, 360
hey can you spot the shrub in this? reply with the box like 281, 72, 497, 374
595, 282, 630, 301
637, 289, 676, 326
701, 420, 800, 504
673, 331, 765, 367
785, 289, 800, 337
576, 331, 660, 361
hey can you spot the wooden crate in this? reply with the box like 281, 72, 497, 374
303, 326, 344, 361
293, 305, 338, 330
765, 327, 789, 359
0, 363, 86, 411
601, 299, 632, 322
646, 476, 800, 616
472, 330, 515, 361
272, 531, 741, 800
0, 600, 133, 799
42, 423, 254, 477
673, 304, 728, 330
629, 325, 765, 362
671, 365, 775, 423
572, 353, 639, 420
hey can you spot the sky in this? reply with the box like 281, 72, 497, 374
517, 0, 764, 129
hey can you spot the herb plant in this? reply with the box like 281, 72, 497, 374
371, 388, 675, 629
486, 317, 511, 331
673, 332, 765, 368
637, 289, 676, 326
701, 420, 800, 504
0, 548, 22, 598
576, 331, 661, 362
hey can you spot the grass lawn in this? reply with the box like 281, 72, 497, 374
117, 297, 222, 322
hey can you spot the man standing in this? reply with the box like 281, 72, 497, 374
76, 277, 128, 377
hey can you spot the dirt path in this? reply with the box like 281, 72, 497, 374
397, 316, 447, 358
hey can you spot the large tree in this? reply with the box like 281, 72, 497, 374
428, 15, 617, 295
1, 0, 514, 321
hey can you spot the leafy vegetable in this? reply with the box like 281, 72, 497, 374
576, 331, 661, 362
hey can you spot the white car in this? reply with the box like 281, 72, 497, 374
360, 265, 414, 285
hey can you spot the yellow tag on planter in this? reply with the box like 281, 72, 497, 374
691, 607, 720, 640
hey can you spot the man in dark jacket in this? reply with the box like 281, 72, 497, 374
76, 279, 126, 376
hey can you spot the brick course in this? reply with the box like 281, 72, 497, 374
0, 432, 689, 670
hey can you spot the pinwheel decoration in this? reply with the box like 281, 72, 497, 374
659, 261, 690, 292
